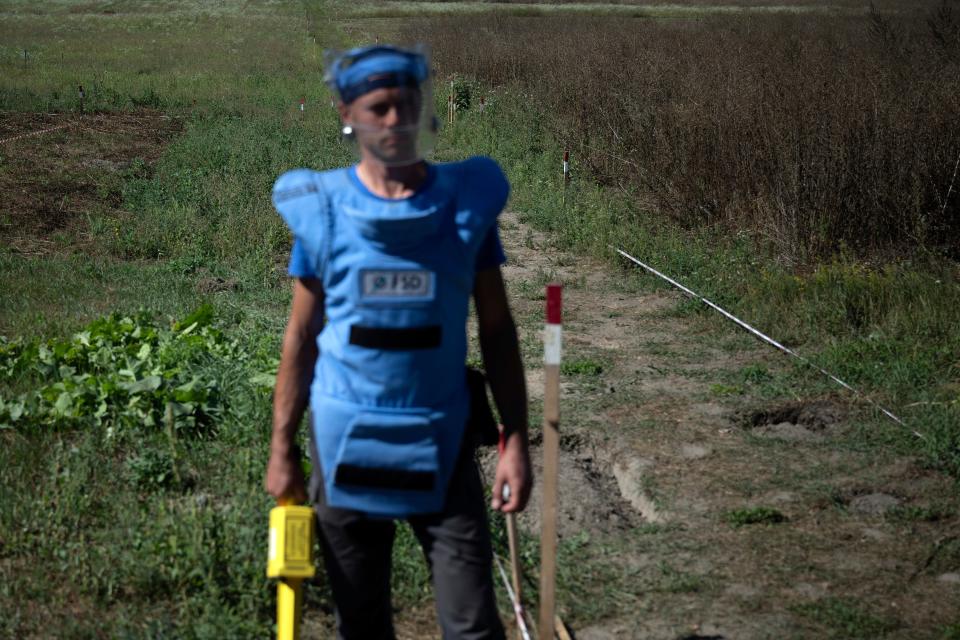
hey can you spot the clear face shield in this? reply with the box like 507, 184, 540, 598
324, 44, 438, 168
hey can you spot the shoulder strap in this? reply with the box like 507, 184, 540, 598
315, 171, 335, 288
272, 168, 334, 280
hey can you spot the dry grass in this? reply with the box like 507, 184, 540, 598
402, 2, 960, 264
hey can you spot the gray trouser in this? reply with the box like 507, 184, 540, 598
308, 433, 506, 640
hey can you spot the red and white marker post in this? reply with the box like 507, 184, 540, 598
562, 150, 570, 183
299, 96, 305, 113
539, 284, 562, 640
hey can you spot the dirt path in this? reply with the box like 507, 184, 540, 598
482, 210, 960, 639
306, 209, 960, 639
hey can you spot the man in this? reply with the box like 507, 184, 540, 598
264, 44, 531, 639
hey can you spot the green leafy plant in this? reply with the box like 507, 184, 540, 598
0, 305, 274, 437
127, 447, 177, 490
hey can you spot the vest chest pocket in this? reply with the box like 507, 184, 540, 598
333, 412, 438, 492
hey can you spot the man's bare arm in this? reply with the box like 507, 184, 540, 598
265, 277, 325, 503
474, 266, 531, 513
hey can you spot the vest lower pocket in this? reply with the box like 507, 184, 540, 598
332, 412, 438, 493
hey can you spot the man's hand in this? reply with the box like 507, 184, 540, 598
491, 431, 532, 513
265, 446, 307, 504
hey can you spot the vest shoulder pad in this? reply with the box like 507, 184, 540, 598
272, 168, 332, 273
457, 156, 510, 220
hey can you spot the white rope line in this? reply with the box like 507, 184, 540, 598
0, 111, 183, 147
612, 246, 920, 438
494, 552, 533, 640
0, 122, 72, 145
941, 150, 960, 220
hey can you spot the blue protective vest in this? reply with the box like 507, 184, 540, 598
272, 157, 509, 517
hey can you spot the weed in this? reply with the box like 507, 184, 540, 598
724, 506, 787, 527
126, 446, 178, 491
560, 358, 603, 377
922, 536, 960, 574
0, 306, 274, 437
391, 522, 433, 606
740, 364, 773, 384
791, 597, 898, 638
655, 562, 704, 594
885, 504, 954, 523
710, 383, 745, 397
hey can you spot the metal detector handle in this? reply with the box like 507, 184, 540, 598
268, 499, 315, 640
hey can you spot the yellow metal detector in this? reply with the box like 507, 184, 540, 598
267, 500, 316, 640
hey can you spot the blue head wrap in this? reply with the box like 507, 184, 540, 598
329, 45, 429, 104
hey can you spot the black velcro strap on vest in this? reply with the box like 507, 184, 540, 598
334, 464, 436, 492
349, 325, 442, 350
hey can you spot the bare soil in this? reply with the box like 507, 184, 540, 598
0, 110, 180, 255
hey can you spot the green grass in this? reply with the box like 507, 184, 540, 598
885, 504, 954, 524
654, 562, 704, 594
560, 358, 604, 377
3, 0, 960, 636
791, 597, 899, 638
0, 1, 355, 636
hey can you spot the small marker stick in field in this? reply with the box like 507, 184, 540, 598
299, 96, 305, 113
562, 150, 570, 183
539, 283, 562, 640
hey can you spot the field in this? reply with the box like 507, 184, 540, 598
2, 0, 959, 638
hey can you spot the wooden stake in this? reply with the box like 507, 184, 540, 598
506, 511, 523, 640
539, 284, 562, 640
554, 615, 573, 640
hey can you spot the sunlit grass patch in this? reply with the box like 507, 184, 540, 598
723, 506, 787, 527
0, 1, 317, 112
561, 358, 604, 377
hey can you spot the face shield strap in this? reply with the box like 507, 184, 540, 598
340, 72, 421, 105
